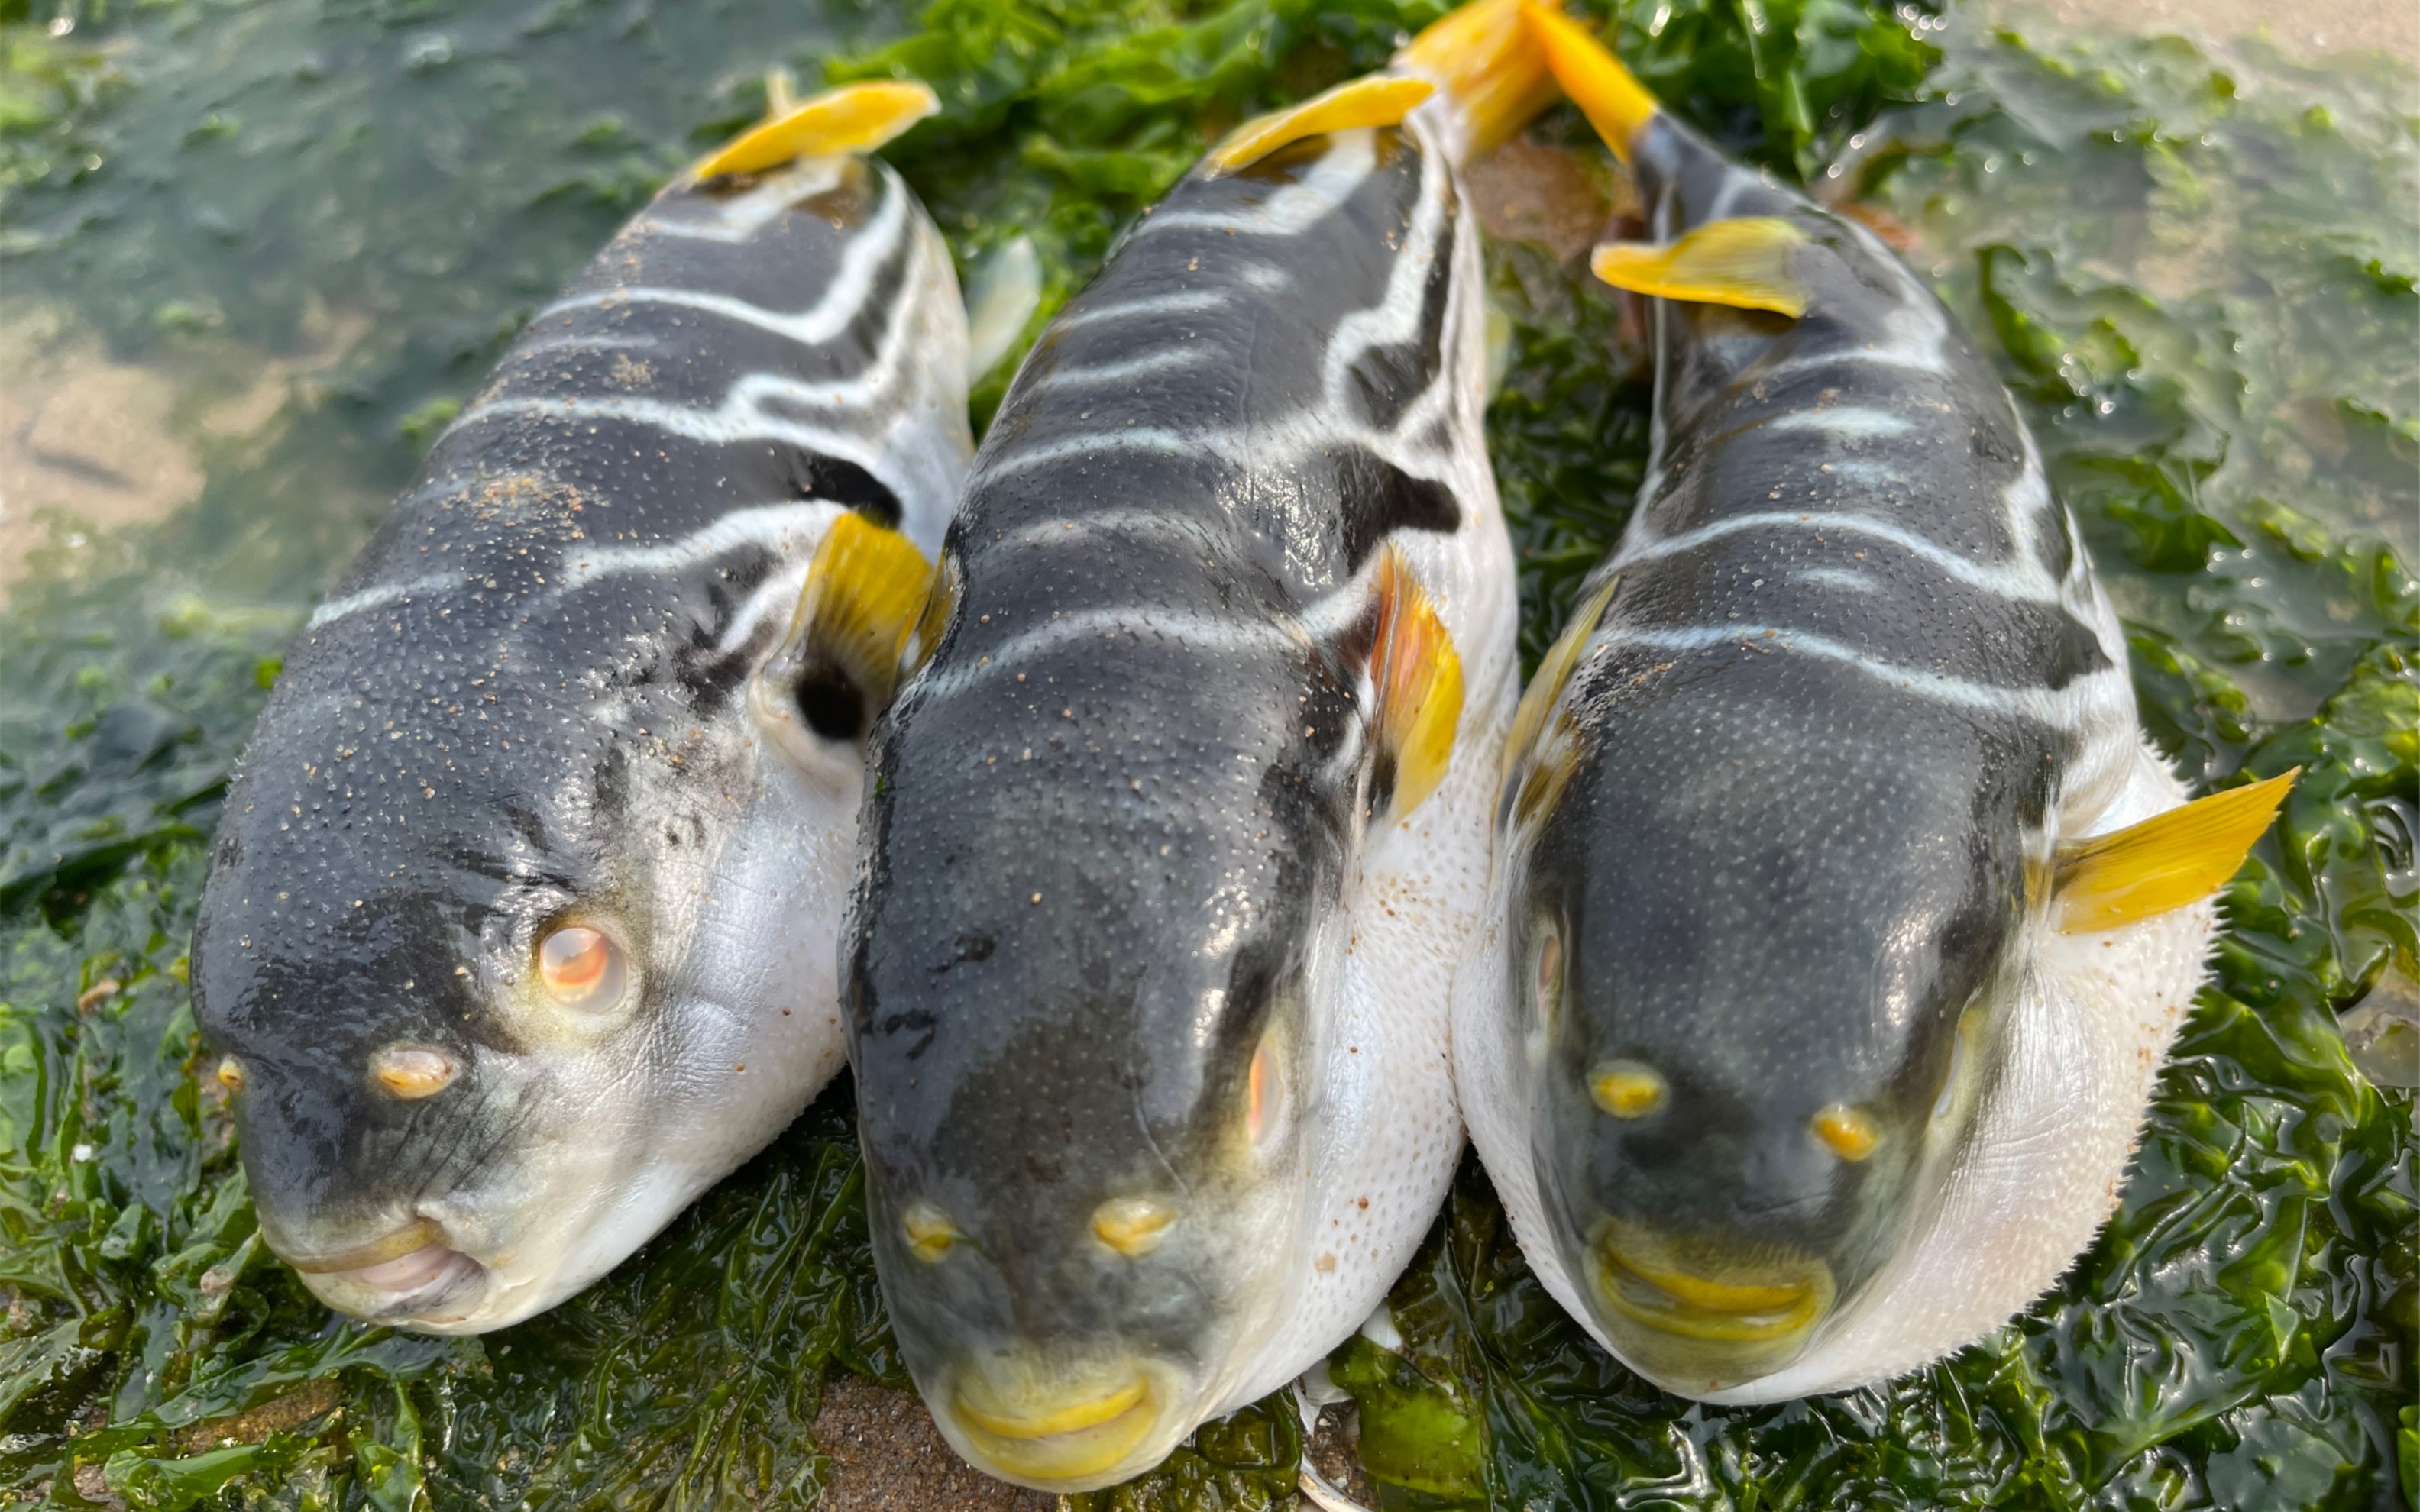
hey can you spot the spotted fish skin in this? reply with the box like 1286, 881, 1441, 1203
193, 153, 969, 1334
1456, 86, 2217, 1402
845, 111, 1516, 1490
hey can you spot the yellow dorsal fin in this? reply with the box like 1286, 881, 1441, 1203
692, 79, 940, 181
1205, 76, 1436, 179
1365, 547, 1465, 819
1592, 217, 1812, 317
1395, 0, 1559, 161
2053, 768, 2298, 933
1520, 2, 1659, 163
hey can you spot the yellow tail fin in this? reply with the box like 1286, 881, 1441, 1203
1396, 0, 1560, 160
1205, 76, 1436, 179
2053, 768, 2298, 933
1520, 2, 1660, 163
692, 79, 940, 180
1592, 217, 1812, 317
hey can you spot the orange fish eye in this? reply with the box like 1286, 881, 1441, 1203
1247, 1037, 1279, 1147
538, 926, 626, 1010
1534, 929, 1562, 1013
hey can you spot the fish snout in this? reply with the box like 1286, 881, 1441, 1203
266, 1216, 488, 1326
937, 1354, 1188, 1491
1583, 1219, 1833, 1385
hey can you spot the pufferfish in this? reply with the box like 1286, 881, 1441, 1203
840, 0, 1554, 1490
191, 81, 973, 1333
1450, 5, 2295, 1404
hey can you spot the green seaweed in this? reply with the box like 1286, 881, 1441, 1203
0, 0, 2410, 1507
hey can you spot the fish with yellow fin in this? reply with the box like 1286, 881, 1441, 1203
192, 79, 981, 1332
841, 0, 1553, 1490
1450, 5, 2295, 1404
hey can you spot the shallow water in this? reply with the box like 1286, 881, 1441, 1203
0, 0, 2410, 1507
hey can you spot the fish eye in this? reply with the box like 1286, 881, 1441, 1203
1247, 1033, 1283, 1149
903, 1203, 961, 1262
1811, 1103, 1881, 1161
1522, 916, 1564, 1067
1533, 925, 1563, 1024
1934, 1008, 1982, 1122
538, 925, 627, 1010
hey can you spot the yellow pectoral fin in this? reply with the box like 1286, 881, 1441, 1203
1504, 574, 1616, 780
1367, 548, 1465, 819
2053, 768, 2299, 933
1396, 0, 1558, 160
1501, 575, 1615, 829
1591, 218, 1812, 317
794, 512, 936, 712
1205, 76, 1436, 179
903, 550, 959, 678
693, 79, 940, 180
1520, 2, 1659, 163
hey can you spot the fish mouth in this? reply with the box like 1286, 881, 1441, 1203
272, 1219, 488, 1326
940, 1361, 1179, 1490
1584, 1222, 1833, 1384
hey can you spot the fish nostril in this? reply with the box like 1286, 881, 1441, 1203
1091, 1197, 1177, 1257
370, 1045, 458, 1100
1810, 1102, 1880, 1161
903, 1203, 961, 1262
1590, 1059, 1668, 1119
215, 1055, 247, 1094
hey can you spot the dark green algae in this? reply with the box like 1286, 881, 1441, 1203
0, 0, 2410, 1506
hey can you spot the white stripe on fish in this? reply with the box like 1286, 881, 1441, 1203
1609, 509, 2062, 603
1585, 621, 2133, 729
1035, 346, 1216, 391
1138, 130, 1379, 239
533, 176, 911, 352
1764, 406, 1914, 441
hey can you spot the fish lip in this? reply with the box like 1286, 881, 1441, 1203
296, 1245, 488, 1326
270, 1216, 448, 1275
270, 1216, 491, 1326
1582, 1221, 1833, 1380
938, 1362, 1182, 1490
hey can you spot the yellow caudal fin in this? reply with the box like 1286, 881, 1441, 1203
1366, 547, 1465, 819
1520, 2, 1659, 163
1205, 76, 1436, 179
1592, 217, 1812, 317
692, 79, 940, 180
2053, 768, 2298, 933
1501, 574, 1615, 827
1395, 0, 1559, 160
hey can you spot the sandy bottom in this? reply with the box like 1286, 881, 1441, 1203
809, 1376, 1055, 1511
